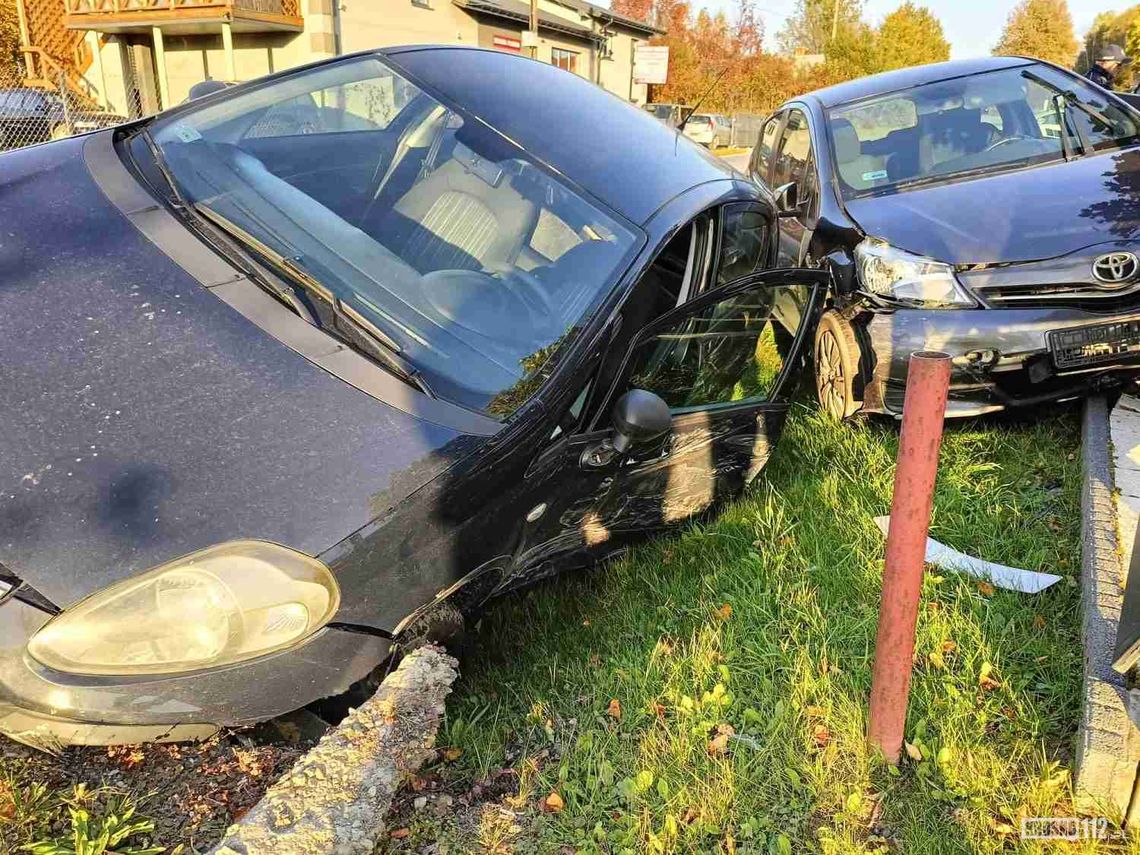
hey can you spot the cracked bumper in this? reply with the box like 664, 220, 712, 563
0, 596, 390, 750
863, 306, 1140, 417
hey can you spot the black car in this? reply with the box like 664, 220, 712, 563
0, 46, 824, 748
0, 87, 125, 151
749, 56, 1140, 418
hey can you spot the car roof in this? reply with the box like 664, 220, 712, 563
801, 56, 1038, 109
383, 46, 738, 225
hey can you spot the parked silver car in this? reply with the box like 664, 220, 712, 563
682, 113, 732, 149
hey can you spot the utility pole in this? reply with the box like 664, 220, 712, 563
529, 0, 539, 59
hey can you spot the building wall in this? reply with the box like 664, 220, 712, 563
338, 0, 479, 54
78, 0, 653, 113
598, 30, 646, 105
475, 20, 593, 81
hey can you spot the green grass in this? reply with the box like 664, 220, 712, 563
403, 406, 1100, 854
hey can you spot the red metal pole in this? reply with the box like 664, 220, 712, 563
867, 351, 951, 764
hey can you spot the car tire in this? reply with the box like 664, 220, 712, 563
814, 310, 862, 420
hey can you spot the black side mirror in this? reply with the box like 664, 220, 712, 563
774, 181, 800, 217
611, 389, 671, 453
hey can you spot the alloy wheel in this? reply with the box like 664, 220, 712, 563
816, 328, 847, 420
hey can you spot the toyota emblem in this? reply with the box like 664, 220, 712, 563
1093, 251, 1139, 285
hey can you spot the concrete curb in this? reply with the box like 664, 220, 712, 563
210, 644, 459, 855
1075, 395, 1140, 821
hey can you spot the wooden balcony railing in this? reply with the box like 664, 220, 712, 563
64, 0, 303, 31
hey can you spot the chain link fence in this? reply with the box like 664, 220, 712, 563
0, 67, 127, 153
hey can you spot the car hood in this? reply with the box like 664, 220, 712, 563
0, 137, 478, 609
843, 148, 1140, 264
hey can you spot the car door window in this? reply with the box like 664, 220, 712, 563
621, 281, 806, 410
751, 114, 782, 184
716, 202, 771, 285
772, 109, 812, 192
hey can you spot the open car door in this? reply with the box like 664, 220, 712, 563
508, 267, 826, 587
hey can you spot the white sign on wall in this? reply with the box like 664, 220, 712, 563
633, 45, 669, 85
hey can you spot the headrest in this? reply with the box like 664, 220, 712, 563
831, 119, 861, 163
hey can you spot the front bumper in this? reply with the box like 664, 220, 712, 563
862, 306, 1140, 417
0, 596, 390, 750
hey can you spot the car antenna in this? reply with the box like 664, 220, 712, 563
679, 64, 733, 132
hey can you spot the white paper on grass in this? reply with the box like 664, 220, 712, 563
872, 516, 1062, 594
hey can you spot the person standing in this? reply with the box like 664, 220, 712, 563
1087, 44, 1130, 90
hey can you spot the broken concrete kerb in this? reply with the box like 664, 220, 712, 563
211, 644, 459, 855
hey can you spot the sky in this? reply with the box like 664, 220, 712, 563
688, 0, 1128, 60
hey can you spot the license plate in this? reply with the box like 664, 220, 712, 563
1049, 320, 1140, 369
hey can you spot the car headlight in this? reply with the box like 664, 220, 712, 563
854, 238, 975, 308
27, 541, 339, 676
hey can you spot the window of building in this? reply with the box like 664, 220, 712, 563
551, 48, 578, 73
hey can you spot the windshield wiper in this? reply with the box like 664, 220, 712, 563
1052, 93, 1077, 161
194, 202, 436, 400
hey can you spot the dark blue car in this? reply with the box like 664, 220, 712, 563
749, 56, 1140, 418
0, 46, 824, 748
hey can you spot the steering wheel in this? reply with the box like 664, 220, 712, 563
983, 135, 1034, 152
499, 267, 556, 321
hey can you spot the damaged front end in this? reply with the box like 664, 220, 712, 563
849, 240, 1140, 417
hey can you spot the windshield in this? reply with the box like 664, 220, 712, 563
827, 65, 1140, 199
150, 57, 638, 417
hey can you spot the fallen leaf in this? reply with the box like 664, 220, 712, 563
812, 724, 831, 748
543, 791, 565, 813
650, 701, 666, 720
978, 662, 1001, 691
941, 640, 956, 654
708, 723, 735, 756
928, 651, 945, 669
582, 618, 590, 626
390, 828, 411, 840
442, 747, 463, 762
1032, 614, 1046, 630
805, 705, 827, 718
681, 806, 700, 825
926, 600, 942, 611
607, 698, 622, 720
713, 603, 733, 621
977, 581, 995, 597
904, 741, 922, 761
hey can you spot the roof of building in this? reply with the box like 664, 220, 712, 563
385, 46, 735, 225
801, 56, 1037, 108
453, 0, 663, 38
453, 0, 598, 39
561, 0, 663, 35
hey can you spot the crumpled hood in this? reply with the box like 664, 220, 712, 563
844, 147, 1140, 264
0, 137, 470, 609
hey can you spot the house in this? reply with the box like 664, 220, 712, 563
52, 0, 662, 116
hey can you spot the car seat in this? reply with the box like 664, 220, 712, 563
371, 136, 539, 276
918, 108, 996, 173
831, 119, 889, 192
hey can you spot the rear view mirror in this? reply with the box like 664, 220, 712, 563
774, 181, 800, 217
611, 389, 671, 453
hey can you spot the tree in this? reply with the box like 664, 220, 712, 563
777, 0, 865, 55
1, 0, 21, 79
610, 0, 654, 24
876, 2, 949, 71
993, 0, 1078, 68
